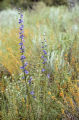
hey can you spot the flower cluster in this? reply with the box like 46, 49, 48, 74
41, 33, 47, 72
41, 33, 50, 78
18, 9, 29, 78
18, 9, 34, 98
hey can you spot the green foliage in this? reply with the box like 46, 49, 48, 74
42, 0, 68, 5
0, 0, 11, 10
0, 0, 69, 10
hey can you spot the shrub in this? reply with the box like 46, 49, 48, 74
0, 0, 73, 10
42, 0, 68, 6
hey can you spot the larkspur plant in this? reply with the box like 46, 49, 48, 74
18, 9, 36, 119
18, 9, 28, 104
39, 33, 50, 119
41, 33, 48, 72
41, 33, 50, 78
18, 9, 35, 103
18, 9, 29, 78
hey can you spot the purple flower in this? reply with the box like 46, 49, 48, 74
20, 46, 25, 51
19, 42, 23, 46
21, 55, 26, 60
19, 31, 24, 34
30, 76, 32, 80
24, 70, 29, 74
19, 19, 23, 24
20, 46, 23, 49
24, 62, 28, 67
44, 51, 47, 55
20, 66, 25, 69
20, 49, 24, 53
41, 56, 44, 59
43, 50, 47, 55
42, 69, 45, 72
44, 58, 47, 62
22, 77, 25, 79
22, 45, 25, 49
19, 34, 24, 39
20, 47, 24, 52
20, 25, 24, 30
43, 61, 45, 64
30, 91, 34, 95
28, 76, 32, 84
21, 14, 23, 18
28, 80, 31, 84
42, 58, 47, 64
33, 96, 36, 99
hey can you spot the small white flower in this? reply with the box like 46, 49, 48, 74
72, 24, 78, 32
4, 76, 7, 79
12, 74, 14, 76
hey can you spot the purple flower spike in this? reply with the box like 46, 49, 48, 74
21, 55, 26, 60
30, 91, 34, 95
18, 10, 33, 97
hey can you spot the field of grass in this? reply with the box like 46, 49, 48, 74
0, 5, 79, 120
